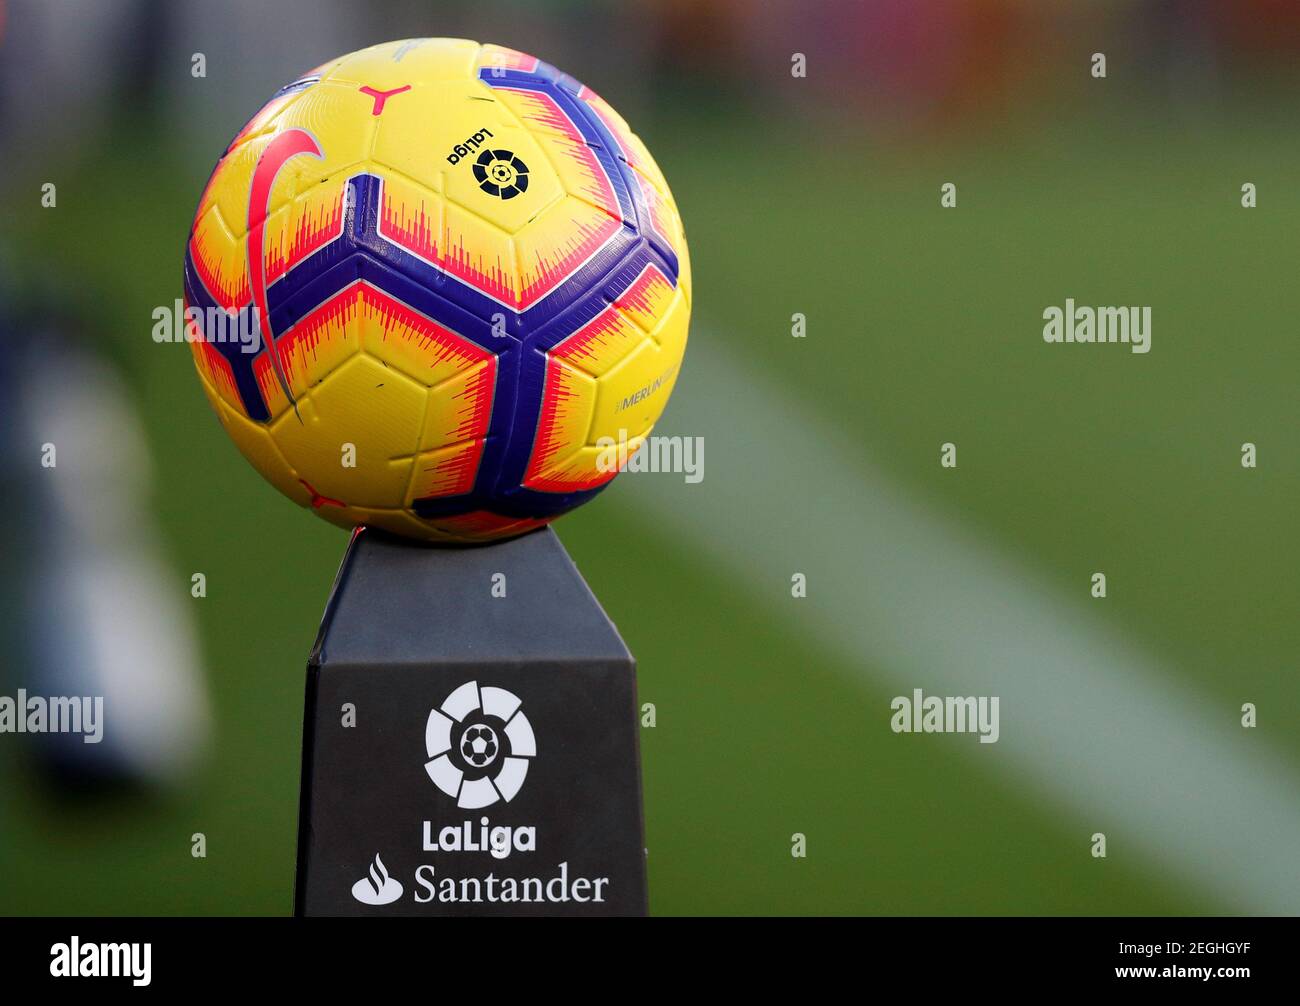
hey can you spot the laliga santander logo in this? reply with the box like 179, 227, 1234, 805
425, 681, 536, 809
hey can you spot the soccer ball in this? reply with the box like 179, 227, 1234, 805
184, 39, 690, 544
460, 725, 499, 768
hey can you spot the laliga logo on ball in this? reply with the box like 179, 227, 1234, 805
472, 148, 529, 199
425, 681, 536, 808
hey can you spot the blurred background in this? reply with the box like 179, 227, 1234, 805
1, 0, 1298, 914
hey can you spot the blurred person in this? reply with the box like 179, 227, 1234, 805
0, 2, 211, 792
0, 294, 211, 790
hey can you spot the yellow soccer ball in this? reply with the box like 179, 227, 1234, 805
184, 39, 690, 543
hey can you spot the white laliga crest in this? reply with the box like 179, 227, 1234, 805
425, 681, 536, 809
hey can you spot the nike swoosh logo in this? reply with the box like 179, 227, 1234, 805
246, 128, 324, 418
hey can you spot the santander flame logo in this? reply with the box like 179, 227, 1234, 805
350, 853, 403, 906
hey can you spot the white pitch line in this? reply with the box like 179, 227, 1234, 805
619, 336, 1300, 913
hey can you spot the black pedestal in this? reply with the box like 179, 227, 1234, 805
293, 527, 647, 916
